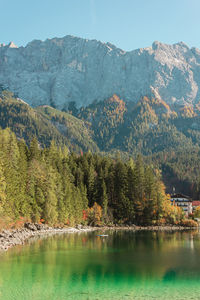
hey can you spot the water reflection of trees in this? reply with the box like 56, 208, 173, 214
1, 230, 200, 298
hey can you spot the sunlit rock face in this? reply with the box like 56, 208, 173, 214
0, 35, 200, 108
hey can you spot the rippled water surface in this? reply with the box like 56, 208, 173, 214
1, 230, 200, 299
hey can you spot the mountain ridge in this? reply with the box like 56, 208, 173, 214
1, 35, 200, 108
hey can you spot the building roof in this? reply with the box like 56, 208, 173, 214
192, 201, 200, 207
170, 193, 191, 200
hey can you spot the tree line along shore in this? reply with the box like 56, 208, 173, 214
0, 127, 198, 231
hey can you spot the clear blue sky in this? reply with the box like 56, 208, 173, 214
1, 0, 200, 51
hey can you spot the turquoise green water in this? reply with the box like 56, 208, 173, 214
1, 230, 200, 299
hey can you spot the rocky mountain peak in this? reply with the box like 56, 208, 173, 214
7, 42, 18, 48
0, 35, 200, 109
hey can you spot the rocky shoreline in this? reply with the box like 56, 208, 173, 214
0, 223, 197, 252
105, 225, 197, 231
0, 223, 96, 251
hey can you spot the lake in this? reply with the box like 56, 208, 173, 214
0, 230, 200, 299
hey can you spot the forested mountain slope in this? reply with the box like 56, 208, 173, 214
1, 90, 200, 197
0, 91, 98, 152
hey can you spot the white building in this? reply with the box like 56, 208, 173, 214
170, 193, 192, 216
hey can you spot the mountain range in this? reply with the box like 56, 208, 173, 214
1, 36, 200, 109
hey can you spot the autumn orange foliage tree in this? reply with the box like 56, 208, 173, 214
194, 206, 200, 218
86, 203, 102, 226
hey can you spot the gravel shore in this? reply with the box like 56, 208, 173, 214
0, 223, 196, 251
0, 223, 96, 251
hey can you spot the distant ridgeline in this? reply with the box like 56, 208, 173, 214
1, 37, 200, 109
0, 126, 187, 227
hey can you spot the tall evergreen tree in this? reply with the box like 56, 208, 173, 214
0, 161, 6, 215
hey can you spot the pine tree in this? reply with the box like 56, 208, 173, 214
113, 160, 130, 221
29, 137, 40, 160
2, 130, 21, 217
133, 155, 145, 224
18, 140, 30, 216
81, 155, 95, 206
0, 161, 6, 215
102, 180, 108, 219
43, 166, 58, 224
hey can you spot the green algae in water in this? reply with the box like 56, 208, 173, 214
1, 230, 200, 299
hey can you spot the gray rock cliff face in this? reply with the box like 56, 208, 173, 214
0, 35, 200, 108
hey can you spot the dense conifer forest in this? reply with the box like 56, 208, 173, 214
0, 127, 189, 227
